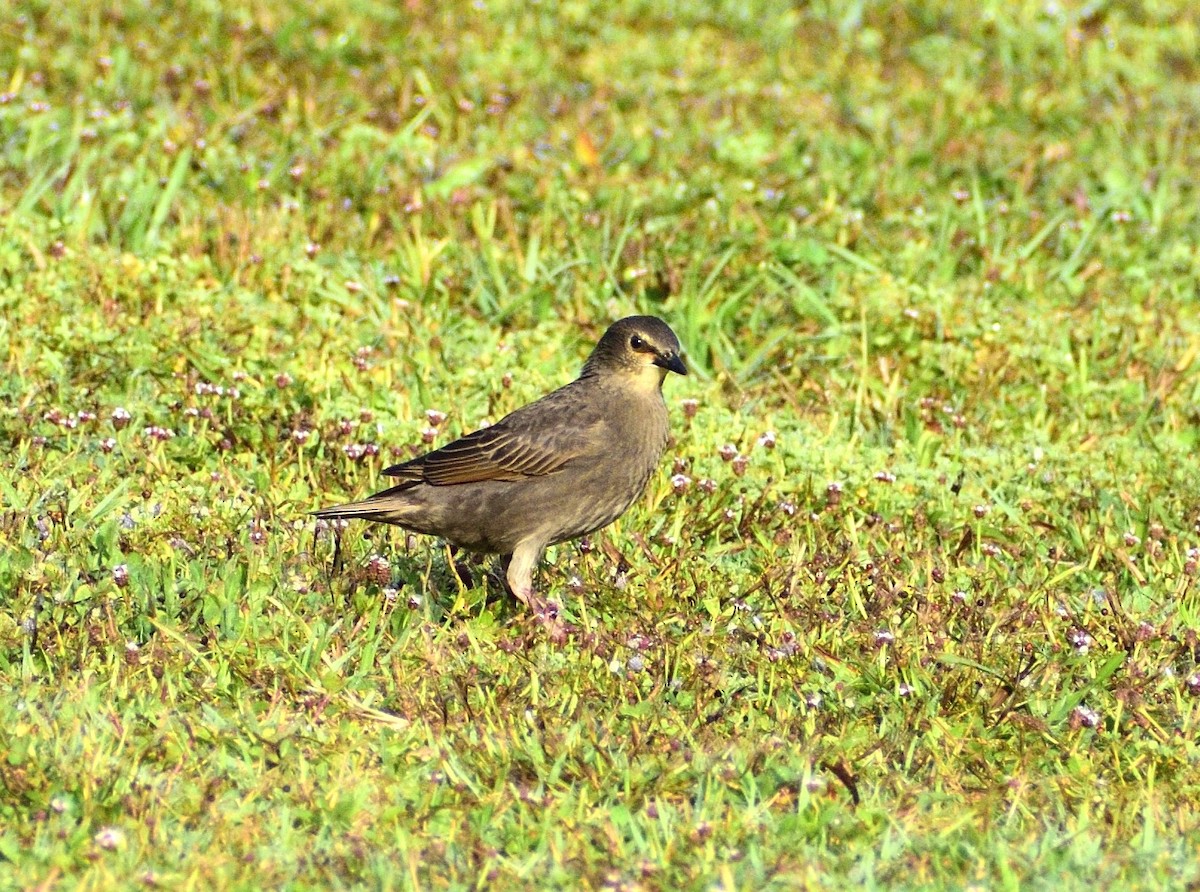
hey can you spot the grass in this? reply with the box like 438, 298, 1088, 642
2, 0, 1200, 887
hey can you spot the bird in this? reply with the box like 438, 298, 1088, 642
314, 315, 687, 623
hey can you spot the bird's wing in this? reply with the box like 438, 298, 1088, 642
382, 384, 607, 486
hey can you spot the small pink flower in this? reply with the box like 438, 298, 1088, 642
1068, 629, 1093, 653
365, 554, 390, 585
1072, 705, 1101, 729
94, 827, 125, 850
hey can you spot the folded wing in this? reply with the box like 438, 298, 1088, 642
382, 386, 605, 486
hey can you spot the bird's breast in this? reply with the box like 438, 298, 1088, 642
541, 392, 670, 545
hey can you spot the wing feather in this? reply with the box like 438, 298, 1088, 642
380, 382, 606, 486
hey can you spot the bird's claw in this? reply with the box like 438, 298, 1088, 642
526, 597, 575, 642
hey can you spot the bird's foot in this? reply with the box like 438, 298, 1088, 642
519, 593, 576, 642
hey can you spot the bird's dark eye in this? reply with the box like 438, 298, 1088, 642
630, 335, 645, 350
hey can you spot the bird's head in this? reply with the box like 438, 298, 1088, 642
582, 316, 687, 391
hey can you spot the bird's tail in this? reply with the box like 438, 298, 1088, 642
311, 484, 420, 524
311, 499, 382, 520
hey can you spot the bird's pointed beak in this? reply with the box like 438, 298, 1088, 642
655, 353, 688, 376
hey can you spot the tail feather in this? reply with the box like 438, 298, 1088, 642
312, 484, 420, 523
311, 498, 388, 520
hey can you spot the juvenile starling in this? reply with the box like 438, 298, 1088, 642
314, 316, 687, 619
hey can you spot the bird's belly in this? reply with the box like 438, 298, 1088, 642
545, 493, 633, 545
542, 457, 659, 545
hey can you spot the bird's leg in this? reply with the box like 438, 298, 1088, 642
503, 544, 543, 610
504, 542, 570, 637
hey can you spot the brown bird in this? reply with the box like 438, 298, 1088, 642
314, 316, 687, 620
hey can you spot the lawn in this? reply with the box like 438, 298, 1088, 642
2, 0, 1200, 888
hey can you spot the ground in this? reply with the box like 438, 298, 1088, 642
2, 1, 1200, 888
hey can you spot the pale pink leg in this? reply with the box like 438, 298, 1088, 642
504, 542, 569, 638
